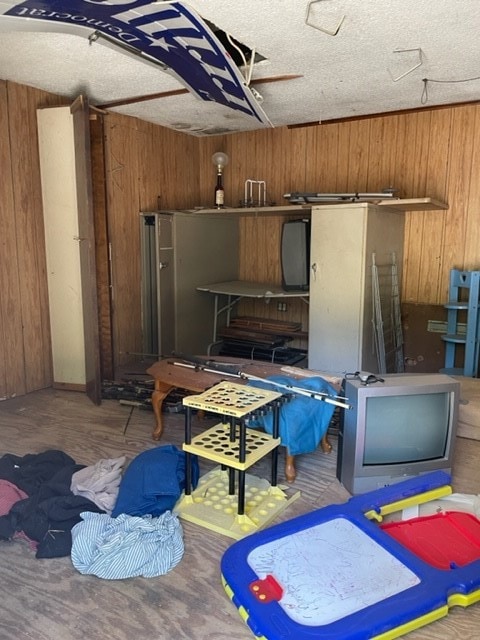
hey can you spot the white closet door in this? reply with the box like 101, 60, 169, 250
37, 105, 86, 388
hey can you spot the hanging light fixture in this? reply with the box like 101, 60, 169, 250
212, 151, 229, 208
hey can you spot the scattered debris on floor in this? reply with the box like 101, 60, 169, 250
101, 379, 188, 413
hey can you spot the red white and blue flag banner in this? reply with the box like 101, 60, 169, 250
0, 0, 272, 126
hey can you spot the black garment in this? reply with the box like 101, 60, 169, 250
0, 450, 76, 495
0, 451, 104, 558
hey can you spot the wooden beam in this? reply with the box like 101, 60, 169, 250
97, 74, 303, 109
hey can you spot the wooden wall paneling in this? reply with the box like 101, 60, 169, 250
366, 116, 399, 192
104, 114, 142, 368
424, 109, 452, 203
136, 120, 200, 212
8, 83, 53, 391
395, 113, 422, 301
138, 121, 162, 209
335, 121, 352, 191
285, 126, 308, 194
416, 109, 453, 304
230, 131, 256, 208
0, 81, 26, 399
161, 127, 200, 210
392, 112, 419, 197
90, 113, 114, 381
345, 119, 370, 192
401, 111, 432, 302
310, 122, 339, 193
441, 106, 475, 290
136, 121, 157, 211
71, 96, 102, 404
464, 107, 480, 271
252, 129, 270, 199
300, 126, 317, 195
262, 127, 282, 206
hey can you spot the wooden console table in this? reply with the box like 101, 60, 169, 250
146, 356, 339, 482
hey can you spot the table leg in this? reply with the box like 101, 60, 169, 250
284, 433, 333, 483
284, 453, 296, 483
151, 380, 175, 440
321, 433, 333, 453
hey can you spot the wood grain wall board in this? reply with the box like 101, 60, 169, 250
309, 123, 340, 194
411, 110, 433, 197
418, 109, 452, 303
90, 113, 114, 381
136, 122, 157, 211
71, 96, 101, 404
335, 121, 352, 192
262, 127, 282, 205
156, 126, 200, 210
285, 126, 309, 195
463, 107, 480, 271
424, 109, 452, 203
7, 83, 54, 391
104, 114, 143, 368
345, 119, 370, 193
442, 106, 476, 290
365, 116, 398, 192
229, 131, 253, 208
0, 81, 26, 399
401, 111, 433, 302
392, 113, 420, 199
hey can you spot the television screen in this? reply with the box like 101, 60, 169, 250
336, 373, 460, 495
364, 393, 450, 465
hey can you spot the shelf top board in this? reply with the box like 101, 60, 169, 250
376, 198, 448, 211
310, 198, 448, 212
146, 198, 447, 217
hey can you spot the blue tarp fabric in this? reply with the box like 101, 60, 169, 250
247, 376, 337, 456
112, 445, 199, 518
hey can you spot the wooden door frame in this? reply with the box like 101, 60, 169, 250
71, 95, 102, 404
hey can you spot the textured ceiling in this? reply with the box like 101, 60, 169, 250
1, 1, 480, 136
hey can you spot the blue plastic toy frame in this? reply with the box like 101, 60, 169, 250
221, 471, 480, 640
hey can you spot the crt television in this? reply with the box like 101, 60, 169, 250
336, 373, 460, 495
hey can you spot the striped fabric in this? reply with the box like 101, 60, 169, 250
71, 510, 184, 579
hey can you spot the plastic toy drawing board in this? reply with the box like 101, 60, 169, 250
221, 471, 480, 640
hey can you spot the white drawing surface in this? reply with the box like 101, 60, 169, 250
247, 517, 421, 626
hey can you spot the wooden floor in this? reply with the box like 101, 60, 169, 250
0, 387, 480, 639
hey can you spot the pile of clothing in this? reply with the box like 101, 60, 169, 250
0, 445, 198, 579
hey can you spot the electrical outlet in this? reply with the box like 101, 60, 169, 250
277, 302, 287, 312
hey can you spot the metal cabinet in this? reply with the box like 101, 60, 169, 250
140, 211, 239, 357
308, 203, 405, 374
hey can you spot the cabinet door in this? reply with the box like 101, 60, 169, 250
140, 213, 174, 358
308, 206, 367, 373
308, 204, 405, 375
157, 216, 175, 357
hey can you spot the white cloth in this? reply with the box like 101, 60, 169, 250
71, 510, 184, 579
70, 456, 126, 515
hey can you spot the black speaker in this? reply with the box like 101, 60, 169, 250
281, 218, 310, 290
